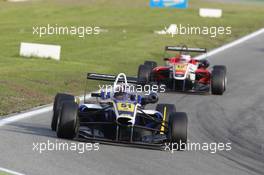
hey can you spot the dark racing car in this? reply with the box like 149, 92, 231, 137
138, 46, 227, 95
51, 73, 188, 149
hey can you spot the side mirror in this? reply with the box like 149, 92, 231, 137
147, 93, 159, 104
141, 93, 159, 105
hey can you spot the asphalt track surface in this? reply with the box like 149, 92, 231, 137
0, 33, 264, 175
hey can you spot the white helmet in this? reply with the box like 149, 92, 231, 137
180, 54, 191, 62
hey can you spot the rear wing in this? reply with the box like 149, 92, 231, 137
165, 46, 207, 53
87, 73, 138, 84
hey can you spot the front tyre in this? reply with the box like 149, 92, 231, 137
56, 101, 79, 139
51, 93, 74, 131
168, 112, 188, 150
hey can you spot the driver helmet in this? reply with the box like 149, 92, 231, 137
180, 54, 191, 62
113, 84, 128, 100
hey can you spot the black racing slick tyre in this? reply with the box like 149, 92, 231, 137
51, 93, 75, 131
168, 112, 188, 150
211, 66, 227, 95
137, 64, 152, 84
213, 65, 227, 75
144, 61, 157, 70
56, 101, 79, 139
213, 65, 227, 91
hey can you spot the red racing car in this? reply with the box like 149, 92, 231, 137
137, 46, 227, 95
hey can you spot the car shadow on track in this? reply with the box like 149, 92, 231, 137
2, 122, 57, 138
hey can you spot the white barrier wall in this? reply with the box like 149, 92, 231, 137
19, 42, 61, 60
199, 8, 222, 18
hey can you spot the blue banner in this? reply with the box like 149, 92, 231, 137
150, 0, 188, 9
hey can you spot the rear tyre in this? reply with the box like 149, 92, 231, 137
144, 61, 157, 70
213, 65, 227, 91
56, 101, 79, 139
137, 64, 152, 84
213, 65, 226, 74
211, 66, 227, 95
51, 93, 75, 131
168, 112, 188, 150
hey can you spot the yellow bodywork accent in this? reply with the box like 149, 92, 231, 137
160, 106, 167, 134
175, 64, 187, 71
117, 102, 135, 112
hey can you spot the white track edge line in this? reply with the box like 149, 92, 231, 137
195, 28, 264, 60
0, 167, 25, 175
0, 106, 52, 127
0, 28, 264, 126
0, 95, 87, 127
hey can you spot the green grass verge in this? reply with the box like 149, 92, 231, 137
0, 172, 11, 175
0, 0, 264, 115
